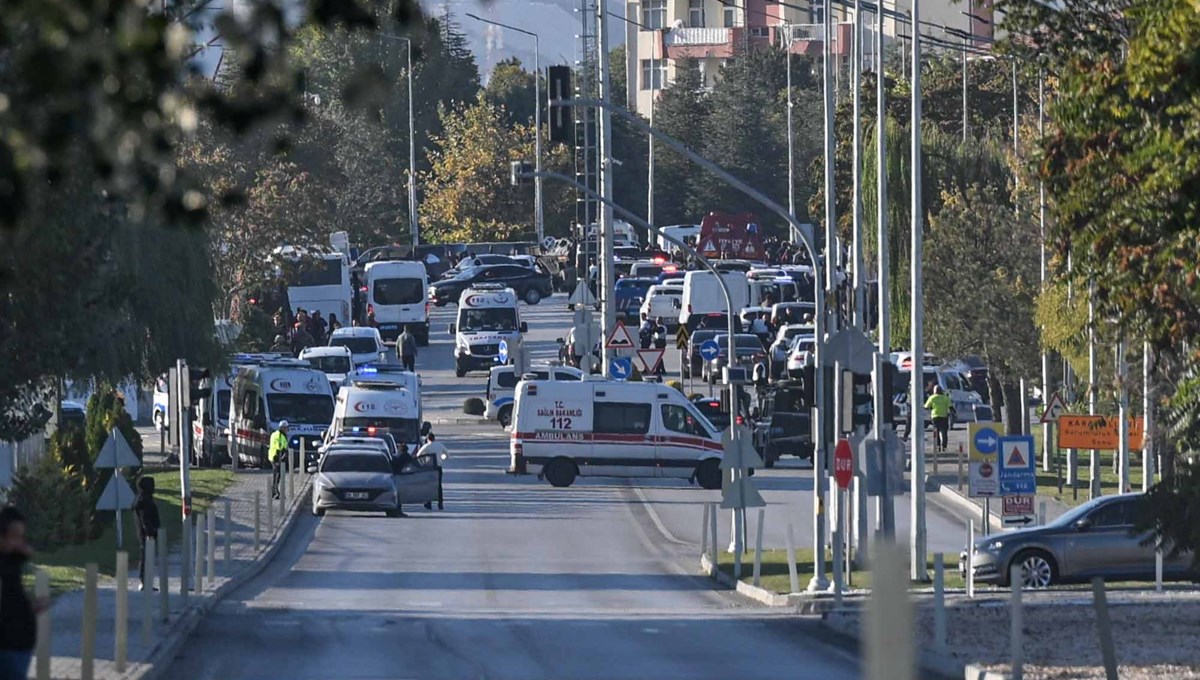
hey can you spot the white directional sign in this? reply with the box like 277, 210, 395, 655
95, 473, 136, 511
95, 429, 140, 469
720, 425, 764, 470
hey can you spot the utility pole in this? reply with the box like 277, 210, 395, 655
1143, 342, 1155, 492
909, 0, 928, 582
595, 0, 616, 377
786, 26, 796, 236
1089, 282, 1100, 499
851, 0, 865, 331
648, 86, 655, 231
874, 0, 894, 540
1117, 337, 1129, 493
404, 38, 418, 247
1038, 70, 1050, 473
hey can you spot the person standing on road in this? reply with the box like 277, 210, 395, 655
925, 386, 952, 452
416, 433, 447, 511
0, 506, 44, 680
134, 477, 161, 591
269, 334, 290, 354
309, 310, 327, 345
397, 325, 418, 372
269, 421, 289, 500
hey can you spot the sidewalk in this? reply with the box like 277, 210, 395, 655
30, 467, 312, 680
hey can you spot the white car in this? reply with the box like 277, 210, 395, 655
299, 345, 354, 392
639, 284, 682, 329
769, 324, 815, 364
785, 335, 817, 378
328, 326, 387, 367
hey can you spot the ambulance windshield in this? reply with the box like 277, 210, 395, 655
460, 307, 519, 332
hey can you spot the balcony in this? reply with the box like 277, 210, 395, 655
775, 23, 853, 57
659, 26, 771, 59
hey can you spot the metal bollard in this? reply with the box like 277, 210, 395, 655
279, 473, 286, 518
832, 529, 843, 606
752, 508, 765, 588
708, 502, 718, 578
1038, 500, 1046, 526
81, 563, 98, 680
933, 553, 946, 653
700, 503, 710, 559
181, 516, 190, 603
35, 570, 50, 680
255, 490, 262, 550
267, 476, 275, 528
223, 498, 232, 572
286, 455, 294, 501
207, 509, 216, 582
967, 521, 975, 598
1010, 565, 1024, 680
143, 537, 156, 645
158, 527, 169, 622
115, 551, 129, 671
864, 544, 915, 680
785, 523, 800, 595
194, 515, 204, 591
957, 444, 965, 491
300, 439, 307, 481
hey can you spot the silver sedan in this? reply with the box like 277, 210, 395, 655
311, 450, 400, 517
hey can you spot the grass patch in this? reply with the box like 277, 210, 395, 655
716, 548, 965, 594
1034, 446, 1145, 508
28, 468, 234, 596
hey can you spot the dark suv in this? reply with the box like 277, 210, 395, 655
429, 264, 553, 306
751, 380, 814, 467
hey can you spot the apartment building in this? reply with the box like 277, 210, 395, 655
624, 0, 996, 115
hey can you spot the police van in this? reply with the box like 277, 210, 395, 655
448, 284, 528, 378
229, 358, 335, 468
509, 380, 724, 489
327, 365, 429, 454
484, 363, 584, 428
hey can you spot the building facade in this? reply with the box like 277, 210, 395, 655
624, 0, 996, 115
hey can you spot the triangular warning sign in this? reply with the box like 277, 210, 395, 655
700, 239, 717, 254
1039, 392, 1067, 424
604, 320, 637, 350
636, 348, 664, 373
95, 429, 140, 469
95, 473, 136, 511
1006, 446, 1027, 468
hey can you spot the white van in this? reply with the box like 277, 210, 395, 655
510, 380, 724, 489
639, 284, 683, 330
893, 356, 987, 426
448, 284, 528, 377
328, 326, 387, 367
484, 364, 584, 428
680, 270, 749, 330
658, 224, 700, 252
586, 220, 640, 247
299, 345, 353, 392
229, 358, 335, 468
364, 260, 429, 345
329, 376, 428, 454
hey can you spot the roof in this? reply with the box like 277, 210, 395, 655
331, 326, 379, 338
300, 346, 352, 357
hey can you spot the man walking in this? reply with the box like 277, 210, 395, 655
397, 325, 418, 372
0, 506, 42, 680
416, 433, 448, 510
134, 477, 161, 591
924, 386, 952, 452
269, 421, 290, 500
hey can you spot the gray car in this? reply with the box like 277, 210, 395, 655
311, 450, 400, 517
962, 493, 1194, 588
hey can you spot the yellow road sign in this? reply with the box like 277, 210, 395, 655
675, 325, 689, 350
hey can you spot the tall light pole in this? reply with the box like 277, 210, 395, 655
874, 0, 894, 540
909, 0, 928, 583
1038, 69, 1050, 472
786, 25, 797, 234
851, 0, 864, 331
595, 0, 616, 379
380, 34, 419, 247
466, 14, 543, 243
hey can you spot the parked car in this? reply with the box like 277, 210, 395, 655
961, 493, 1194, 588
614, 277, 657, 322
701, 333, 767, 384
682, 330, 720, 379
428, 264, 554, 306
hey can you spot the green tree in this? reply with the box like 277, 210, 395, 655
485, 58, 537, 126
651, 58, 710, 228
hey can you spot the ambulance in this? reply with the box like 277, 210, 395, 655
448, 284, 528, 378
192, 353, 284, 467
328, 365, 428, 453
509, 380, 724, 489
229, 358, 336, 468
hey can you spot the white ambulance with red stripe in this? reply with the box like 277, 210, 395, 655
509, 380, 724, 489
230, 358, 335, 468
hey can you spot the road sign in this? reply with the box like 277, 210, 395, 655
1058, 415, 1144, 450
675, 325, 689, 350
1002, 495, 1036, 527
636, 348, 664, 374
834, 438, 854, 489
720, 425, 763, 470
699, 339, 720, 362
604, 320, 637, 350
95, 473, 135, 511
95, 429, 140, 469
1039, 393, 1067, 424
720, 476, 766, 509
609, 357, 632, 381
997, 435, 1036, 495
567, 281, 596, 307
968, 422, 1000, 498
498, 339, 509, 364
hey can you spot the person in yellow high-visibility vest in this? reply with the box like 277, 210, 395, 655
268, 421, 289, 500
924, 387, 952, 452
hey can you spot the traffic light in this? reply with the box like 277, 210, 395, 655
851, 371, 873, 430
188, 367, 212, 404
547, 66, 573, 144
880, 361, 898, 425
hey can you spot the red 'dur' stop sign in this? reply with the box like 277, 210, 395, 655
834, 438, 854, 489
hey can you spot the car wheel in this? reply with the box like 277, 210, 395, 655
1011, 550, 1057, 588
524, 288, 542, 305
763, 456, 776, 469
544, 458, 577, 487
386, 508, 401, 518
695, 458, 722, 490
498, 405, 513, 429
312, 506, 325, 517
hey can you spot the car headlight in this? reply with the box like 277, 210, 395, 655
983, 540, 1003, 553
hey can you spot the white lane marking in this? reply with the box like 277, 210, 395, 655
631, 485, 692, 547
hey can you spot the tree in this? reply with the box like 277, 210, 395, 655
651, 58, 711, 228
485, 58, 537, 126
420, 95, 572, 242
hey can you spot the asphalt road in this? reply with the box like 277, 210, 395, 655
161, 297, 976, 678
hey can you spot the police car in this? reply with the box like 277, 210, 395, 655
483, 363, 584, 428
447, 284, 528, 378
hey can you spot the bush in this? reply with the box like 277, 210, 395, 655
462, 398, 485, 416
85, 385, 143, 475
10, 442, 96, 549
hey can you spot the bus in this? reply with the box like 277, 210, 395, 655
274, 248, 353, 326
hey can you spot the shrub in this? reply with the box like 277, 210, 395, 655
10, 443, 96, 548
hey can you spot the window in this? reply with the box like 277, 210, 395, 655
723, 3, 736, 27
320, 453, 391, 474
284, 258, 344, 287
688, 0, 705, 27
553, 371, 583, 381
330, 337, 379, 354
749, 26, 769, 37
595, 402, 651, 434
642, 0, 667, 29
1088, 501, 1134, 528
640, 59, 666, 91
661, 404, 712, 437
372, 278, 424, 305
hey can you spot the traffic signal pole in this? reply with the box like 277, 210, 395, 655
595, 0, 616, 380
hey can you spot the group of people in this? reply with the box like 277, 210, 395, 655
269, 308, 345, 357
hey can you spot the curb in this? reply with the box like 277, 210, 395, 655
434, 416, 489, 425
936, 482, 1004, 533
697, 553, 851, 615
119, 478, 313, 680
964, 663, 1008, 680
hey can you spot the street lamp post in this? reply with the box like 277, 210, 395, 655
909, 0, 928, 583
466, 14, 543, 243
379, 34, 419, 248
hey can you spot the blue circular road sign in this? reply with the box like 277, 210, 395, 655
973, 426, 999, 455
498, 339, 509, 364
699, 339, 721, 362
610, 357, 632, 380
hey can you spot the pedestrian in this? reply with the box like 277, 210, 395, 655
269, 334, 290, 354
638, 312, 654, 350
328, 314, 342, 333
366, 310, 379, 328
0, 506, 43, 680
133, 477, 161, 591
309, 310, 327, 345
397, 324, 418, 372
269, 421, 289, 500
415, 433, 448, 511
925, 386, 952, 452
290, 322, 314, 357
